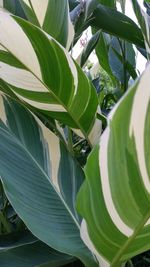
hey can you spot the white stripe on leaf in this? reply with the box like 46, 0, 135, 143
29, 0, 49, 26
14, 93, 66, 112
37, 118, 61, 191
88, 117, 102, 146
0, 62, 47, 92
0, 9, 42, 79
88, 107, 102, 146
22, 0, 30, 7
145, 218, 150, 226
0, 45, 6, 51
0, 94, 6, 123
99, 127, 133, 236
81, 220, 110, 267
129, 64, 150, 194
60, 44, 78, 96
66, 5, 75, 51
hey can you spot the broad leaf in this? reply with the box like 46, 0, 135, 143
77, 64, 150, 266
0, 96, 97, 267
108, 37, 136, 83
0, 9, 100, 146
91, 4, 145, 49
85, 0, 116, 21
0, 230, 36, 250
18, 0, 74, 50
0, 241, 74, 267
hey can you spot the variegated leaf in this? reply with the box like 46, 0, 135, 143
77, 64, 150, 267
0, 9, 101, 146
18, 0, 74, 50
132, 0, 150, 56
0, 95, 98, 267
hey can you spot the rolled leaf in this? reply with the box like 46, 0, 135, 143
77, 63, 150, 266
80, 31, 101, 67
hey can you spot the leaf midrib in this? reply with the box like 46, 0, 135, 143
111, 209, 150, 267
0, 27, 91, 144
0, 124, 80, 230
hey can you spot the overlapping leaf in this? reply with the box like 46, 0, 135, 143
77, 64, 150, 266
91, 4, 145, 49
0, 9, 100, 146
18, 0, 74, 50
132, 0, 150, 57
0, 241, 74, 267
0, 95, 98, 267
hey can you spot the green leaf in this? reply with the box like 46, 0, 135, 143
108, 37, 136, 83
0, 96, 97, 267
80, 30, 101, 67
77, 63, 150, 266
131, 0, 150, 57
111, 47, 137, 80
2, 0, 26, 18
0, 241, 74, 267
2, 0, 16, 13
91, 4, 145, 49
18, 0, 74, 49
0, 230, 36, 250
85, 0, 116, 21
0, 10, 100, 146
94, 31, 118, 85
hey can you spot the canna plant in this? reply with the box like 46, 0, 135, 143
0, 0, 150, 267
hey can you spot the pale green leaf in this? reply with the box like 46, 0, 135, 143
77, 63, 150, 267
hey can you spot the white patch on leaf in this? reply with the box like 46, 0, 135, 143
22, 0, 30, 7
0, 9, 42, 79
13, 92, 66, 112
0, 62, 47, 92
129, 64, 150, 194
30, 0, 49, 26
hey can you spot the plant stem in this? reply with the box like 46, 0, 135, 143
68, 127, 74, 155
118, 39, 127, 92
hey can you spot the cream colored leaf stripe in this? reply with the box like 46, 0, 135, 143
0, 9, 99, 144
77, 64, 150, 266
20, 0, 74, 50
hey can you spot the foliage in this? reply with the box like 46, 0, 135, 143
0, 0, 150, 267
